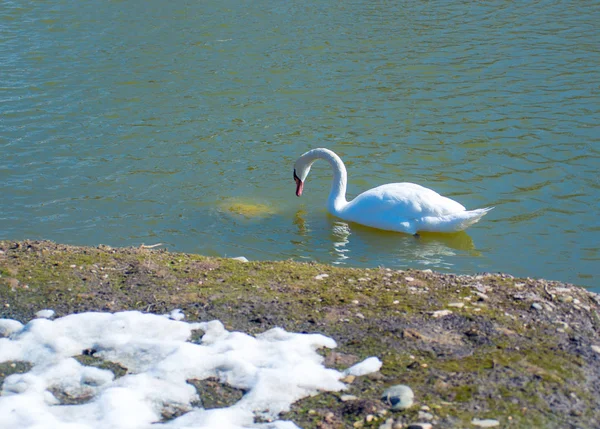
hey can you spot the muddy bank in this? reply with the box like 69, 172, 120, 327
1, 240, 599, 428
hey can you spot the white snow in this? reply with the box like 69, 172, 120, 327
0, 310, 382, 429
167, 309, 186, 321
344, 356, 382, 376
35, 309, 55, 319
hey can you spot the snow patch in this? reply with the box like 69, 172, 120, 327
0, 311, 381, 429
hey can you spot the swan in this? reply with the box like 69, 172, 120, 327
293, 148, 493, 235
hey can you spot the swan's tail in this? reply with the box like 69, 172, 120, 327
419, 207, 494, 233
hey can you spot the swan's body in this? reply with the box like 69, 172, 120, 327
293, 148, 493, 234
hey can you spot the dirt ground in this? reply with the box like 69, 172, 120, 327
1, 240, 599, 428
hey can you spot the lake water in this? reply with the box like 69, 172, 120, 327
1, 1, 598, 292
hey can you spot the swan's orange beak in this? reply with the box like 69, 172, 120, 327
294, 170, 303, 197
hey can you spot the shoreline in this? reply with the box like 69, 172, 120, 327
1, 240, 599, 428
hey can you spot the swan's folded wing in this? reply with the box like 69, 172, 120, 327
344, 183, 466, 220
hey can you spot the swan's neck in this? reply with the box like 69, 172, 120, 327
303, 148, 348, 215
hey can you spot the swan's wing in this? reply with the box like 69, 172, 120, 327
343, 183, 466, 220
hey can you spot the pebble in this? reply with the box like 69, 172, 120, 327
475, 292, 489, 301
378, 418, 395, 429
531, 303, 543, 311
417, 411, 434, 420
341, 394, 358, 402
314, 273, 329, 280
381, 384, 414, 410
558, 295, 573, 303
352, 299, 360, 305
407, 424, 432, 429
471, 418, 500, 427
230, 256, 249, 262
430, 309, 453, 318
341, 375, 356, 383
591, 345, 600, 355
447, 302, 465, 308
405, 277, 415, 282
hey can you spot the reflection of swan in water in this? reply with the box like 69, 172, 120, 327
331, 221, 351, 264
325, 218, 478, 268
292, 210, 479, 269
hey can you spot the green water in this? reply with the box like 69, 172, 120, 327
1, 1, 599, 291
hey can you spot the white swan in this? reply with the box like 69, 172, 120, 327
293, 148, 493, 235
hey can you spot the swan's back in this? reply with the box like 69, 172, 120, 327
341, 182, 466, 225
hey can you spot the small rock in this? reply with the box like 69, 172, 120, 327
420, 405, 430, 411
378, 418, 395, 429
531, 303, 543, 311
558, 295, 573, 303
475, 292, 489, 301
417, 411, 434, 420
591, 345, 600, 355
381, 385, 414, 410
555, 321, 569, 330
366, 414, 375, 423
356, 312, 365, 319
341, 375, 356, 383
341, 394, 358, 402
405, 277, 415, 282
325, 351, 360, 367
447, 302, 464, 308
393, 300, 400, 304
430, 310, 453, 318
231, 256, 249, 262
471, 418, 500, 427
352, 299, 360, 305
407, 424, 432, 429
315, 273, 329, 280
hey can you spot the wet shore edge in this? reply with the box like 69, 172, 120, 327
1, 239, 599, 428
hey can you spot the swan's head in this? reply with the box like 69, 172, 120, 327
293, 159, 313, 197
